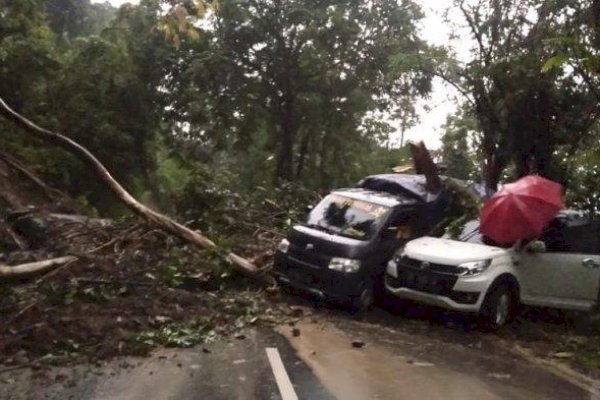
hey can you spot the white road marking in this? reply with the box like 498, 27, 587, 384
266, 347, 299, 400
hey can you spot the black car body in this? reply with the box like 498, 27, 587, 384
273, 174, 456, 310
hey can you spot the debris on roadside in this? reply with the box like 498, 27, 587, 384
487, 373, 511, 380
0, 209, 301, 369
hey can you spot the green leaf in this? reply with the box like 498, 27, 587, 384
541, 54, 568, 73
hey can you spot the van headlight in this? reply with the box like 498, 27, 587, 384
457, 259, 491, 276
328, 258, 361, 273
277, 239, 290, 254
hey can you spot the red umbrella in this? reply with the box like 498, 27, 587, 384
480, 175, 564, 245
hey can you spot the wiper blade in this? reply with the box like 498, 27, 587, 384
304, 223, 332, 233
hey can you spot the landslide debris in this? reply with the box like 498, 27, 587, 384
0, 154, 298, 369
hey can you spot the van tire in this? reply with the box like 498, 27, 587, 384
479, 282, 516, 331
351, 282, 375, 314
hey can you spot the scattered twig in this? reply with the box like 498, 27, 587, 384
75, 278, 154, 287
0, 221, 28, 250
4, 301, 38, 327
0, 355, 50, 375
33, 259, 79, 285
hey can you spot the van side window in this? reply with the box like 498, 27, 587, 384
386, 211, 415, 240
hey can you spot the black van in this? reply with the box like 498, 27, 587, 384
274, 174, 453, 311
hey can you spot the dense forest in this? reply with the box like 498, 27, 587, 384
1, 0, 599, 221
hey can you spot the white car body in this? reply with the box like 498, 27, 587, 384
385, 236, 600, 313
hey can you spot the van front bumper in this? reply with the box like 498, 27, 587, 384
274, 252, 366, 304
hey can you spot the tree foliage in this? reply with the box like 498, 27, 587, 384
167, 0, 433, 186
443, 0, 599, 192
2, 0, 599, 219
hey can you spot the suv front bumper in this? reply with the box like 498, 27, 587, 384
385, 282, 482, 312
384, 260, 484, 312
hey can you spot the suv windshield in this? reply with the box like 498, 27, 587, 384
448, 219, 511, 248
457, 220, 485, 244
305, 194, 390, 240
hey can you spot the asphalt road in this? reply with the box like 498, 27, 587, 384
2, 299, 600, 400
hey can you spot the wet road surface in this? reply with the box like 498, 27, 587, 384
281, 314, 597, 400
1, 327, 333, 400
2, 300, 599, 399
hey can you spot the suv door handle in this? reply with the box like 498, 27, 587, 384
582, 258, 600, 269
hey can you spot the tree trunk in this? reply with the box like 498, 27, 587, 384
0, 97, 270, 284
408, 141, 442, 193
275, 97, 296, 182
295, 132, 310, 180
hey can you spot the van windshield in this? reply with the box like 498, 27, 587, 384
305, 194, 390, 240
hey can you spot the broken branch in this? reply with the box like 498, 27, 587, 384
0, 256, 78, 279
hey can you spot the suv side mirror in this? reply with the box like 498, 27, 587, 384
525, 240, 547, 253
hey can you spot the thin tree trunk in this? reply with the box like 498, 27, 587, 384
295, 133, 310, 180
0, 256, 77, 279
275, 99, 296, 182
0, 97, 269, 284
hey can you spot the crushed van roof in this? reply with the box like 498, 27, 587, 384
331, 188, 419, 208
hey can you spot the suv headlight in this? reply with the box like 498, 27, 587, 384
277, 239, 290, 254
328, 258, 361, 273
393, 250, 406, 263
457, 259, 491, 276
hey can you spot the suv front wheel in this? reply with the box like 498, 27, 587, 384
480, 283, 515, 331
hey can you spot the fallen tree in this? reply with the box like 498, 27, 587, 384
0, 96, 269, 284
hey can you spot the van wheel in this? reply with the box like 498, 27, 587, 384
480, 283, 515, 331
352, 282, 375, 314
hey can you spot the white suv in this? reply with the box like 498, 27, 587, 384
385, 212, 600, 330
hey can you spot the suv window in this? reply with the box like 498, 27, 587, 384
541, 221, 600, 255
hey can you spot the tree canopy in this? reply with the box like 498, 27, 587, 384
0, 0, 599, 215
